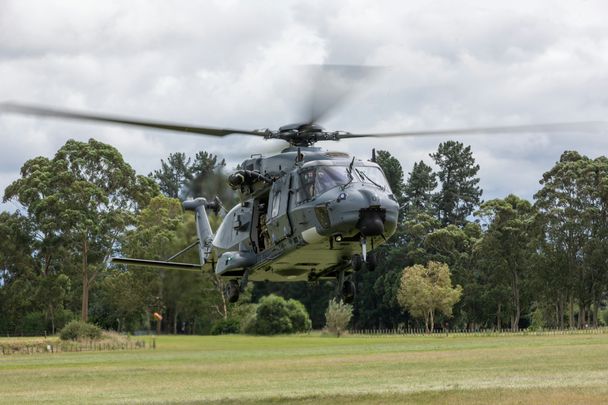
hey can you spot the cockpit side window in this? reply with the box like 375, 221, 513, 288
298, 169, 316, 203
298, 166, 352, 201
315, 166, 351, 195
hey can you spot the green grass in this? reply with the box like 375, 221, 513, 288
1, 333, 608, 404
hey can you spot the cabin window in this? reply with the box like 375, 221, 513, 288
298, 169, 316, 202
355, 166, 391, 191
271, 191, 281, 218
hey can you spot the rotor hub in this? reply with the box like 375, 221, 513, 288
265, 123, 349, 146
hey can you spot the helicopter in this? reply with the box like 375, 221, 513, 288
1, 76, 604, 303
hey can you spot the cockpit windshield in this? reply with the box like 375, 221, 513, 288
355, 166, 391, 191
297, 165, 391, 202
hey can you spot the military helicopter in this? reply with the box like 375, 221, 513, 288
1, 70, 604, 303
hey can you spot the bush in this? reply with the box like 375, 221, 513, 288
238, 304, 259, 334
59, 320, 103, 341
528, 307, 546, 331
286, 299, 312, 332
599, 308, 608, 327
325, 298, 353, 337
53, 309, 75, 332
22, 312, 46, 335
248, 295, 311, 335
210, 318, 241, 335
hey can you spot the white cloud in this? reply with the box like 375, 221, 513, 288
2, 0, 608, 212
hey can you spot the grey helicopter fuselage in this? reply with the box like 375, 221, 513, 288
204, 146, 399, 282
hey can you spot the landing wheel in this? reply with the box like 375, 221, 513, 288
351, 254, 363, 272
341, 280, 356, 304
224, 280, 240, 303
366, 252, 377, 272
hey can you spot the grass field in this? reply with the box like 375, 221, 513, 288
1, 333, 608, 404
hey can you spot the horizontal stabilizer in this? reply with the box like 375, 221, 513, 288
111, 257, 202, 272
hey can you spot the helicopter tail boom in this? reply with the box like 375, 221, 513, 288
183, 197, 217, 267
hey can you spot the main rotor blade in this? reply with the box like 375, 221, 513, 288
0, 102, 265, 137
303, 65, 383, 126
340, 121, 608, 139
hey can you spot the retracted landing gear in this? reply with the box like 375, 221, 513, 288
351, 254, 362, 271
224, 270, 250, 304
336, 269, 356, 304
224, 280, 240, 303
341, 280, 356, 304
366, 252, 377, 272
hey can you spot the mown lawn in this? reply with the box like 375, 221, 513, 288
1, 333, 607, 404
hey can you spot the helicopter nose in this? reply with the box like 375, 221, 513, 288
354, 189, 386, 236
358, 188, 380, 204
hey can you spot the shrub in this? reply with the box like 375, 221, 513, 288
210, 318, 241, 335
325, 298, 353, 337
286, 299, 312, 332
238, 304, 259, 334
248, 294, 311, 335
59, 320, 103, 341
528, 307, 546, 331
22, 311, 46, 335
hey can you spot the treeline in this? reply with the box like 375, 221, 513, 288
361, 146, 608, 331
0, 138, 607, 335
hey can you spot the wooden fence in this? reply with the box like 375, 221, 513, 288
0, 338, 154, 356
348, 327, 608, 337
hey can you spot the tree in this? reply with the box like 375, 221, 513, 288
122, 195, 221, 334
0, 199, 75, 334
151, 150, 230, 202
4, 139, 158, 322
430, 141, 482, 226
151, 152, 193, 199
0, 213, 35, 330
95, 269, 147, 332
190, 151, 225, 198
397, 261, 462, 332
324, 299, 353, 337
475, 195, 536, 331
375, 150, 405, 202
404, 161, 437, 215
534, 151, 608, 328
534, 151, 587, 328
580, 156, 608, 327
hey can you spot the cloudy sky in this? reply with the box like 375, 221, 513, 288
2, 0, 608, 211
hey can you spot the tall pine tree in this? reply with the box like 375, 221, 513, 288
403, 161, 437, 215
430, 141, 482, 227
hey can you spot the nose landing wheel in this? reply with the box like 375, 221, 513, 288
351, 237, 376, 272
